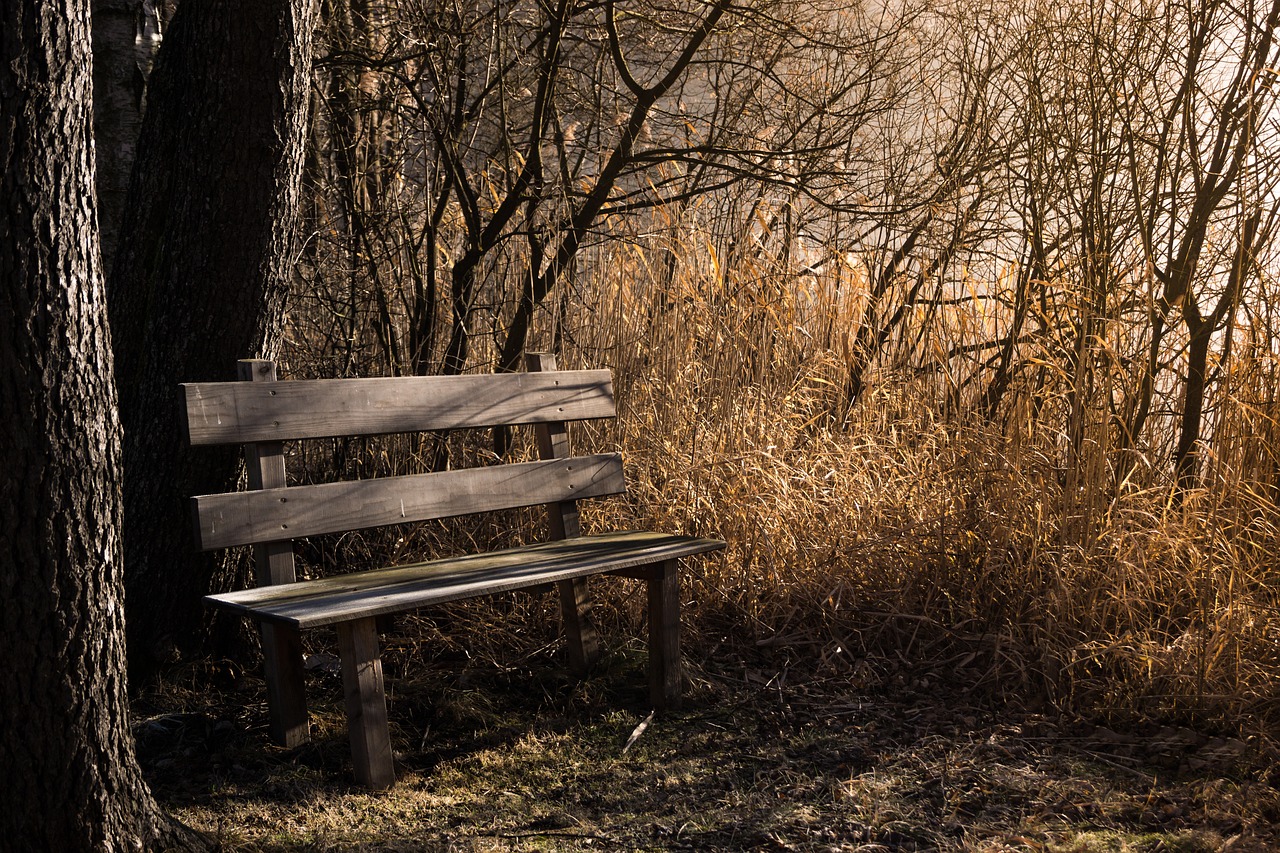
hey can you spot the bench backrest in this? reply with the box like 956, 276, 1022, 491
183, 356, 622, 560
183, 370, 615, 446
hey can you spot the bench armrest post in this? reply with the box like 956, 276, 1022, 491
525, 352, 582, 540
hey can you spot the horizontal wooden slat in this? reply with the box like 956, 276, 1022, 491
192, 454, 625, 550
205, 530, 726, 629
182, 369, 615, 445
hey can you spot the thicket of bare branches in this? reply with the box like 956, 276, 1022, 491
283, 0, 1280, 729
297, 0, 1280, 486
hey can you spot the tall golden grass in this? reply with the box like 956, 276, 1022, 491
284, 218, 1280, 740
534, 231, 1279, 736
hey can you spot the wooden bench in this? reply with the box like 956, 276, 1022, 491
183, 354, 724, 788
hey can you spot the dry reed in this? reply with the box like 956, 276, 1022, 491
281, 216, 1280, 742
549, 233, 1280, 738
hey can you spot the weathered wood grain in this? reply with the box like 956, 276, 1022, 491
204, 530, 725, 630
182, 369, 615, 445
647, 559, 682, 711
337, 617, 395, 789
192, 453, 626, 550
187, 361, 727, 791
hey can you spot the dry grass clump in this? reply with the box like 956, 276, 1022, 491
277, 224, 1280, 741
520, 238, 1280, 738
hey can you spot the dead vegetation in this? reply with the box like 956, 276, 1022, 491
137, 632, 1280, 851
163, 0, 1280, 831
145, 208, 1280, 848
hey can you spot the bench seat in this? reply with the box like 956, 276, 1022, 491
206, 530, 723, 629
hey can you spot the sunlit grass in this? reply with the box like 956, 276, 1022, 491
281, 206, 1280, 739
531, 233, 1280, 739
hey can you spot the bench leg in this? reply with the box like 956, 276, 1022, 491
558, 578, 600, 674
647, 560, 682, 711
337, 617, 395, 789
262, 623, 310, 748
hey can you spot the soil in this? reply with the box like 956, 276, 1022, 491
135, 637, 1280, 851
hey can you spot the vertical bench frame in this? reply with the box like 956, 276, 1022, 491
240, 359, 309, 748
527, 352, 601, 674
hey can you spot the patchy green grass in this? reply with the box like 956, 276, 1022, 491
134, 632, 1280, 852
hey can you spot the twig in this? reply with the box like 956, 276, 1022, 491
491, 831, 615, 842
1063, 745, 1157, 784
622, 710, 655, 754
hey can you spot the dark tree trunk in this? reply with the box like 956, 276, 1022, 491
0, 0, 201, 848
91, 0, 164, 264
108, 0, 318, 678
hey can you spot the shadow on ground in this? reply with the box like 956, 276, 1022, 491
134, 638, 1280, 852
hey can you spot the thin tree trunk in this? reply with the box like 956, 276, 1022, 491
983, 226, 1040, 420
1171, 209, 1263, 490
108, 0, 318, 679
1174, 319, 1211, 490
0, 0, 201, 847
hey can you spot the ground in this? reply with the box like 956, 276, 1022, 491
134, 626, 1280, 852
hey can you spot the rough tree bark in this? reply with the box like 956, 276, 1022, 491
91, 0, 164, 263
0, 0, 201, 848
108, 0, 318, 678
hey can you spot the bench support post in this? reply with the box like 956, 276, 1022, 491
239, 359, 310, 748
337, 617, 395, 789
527, 352, 600, 674
647, 559, 682, 711
262, 622, 308, 746
557, 578, 596, 674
